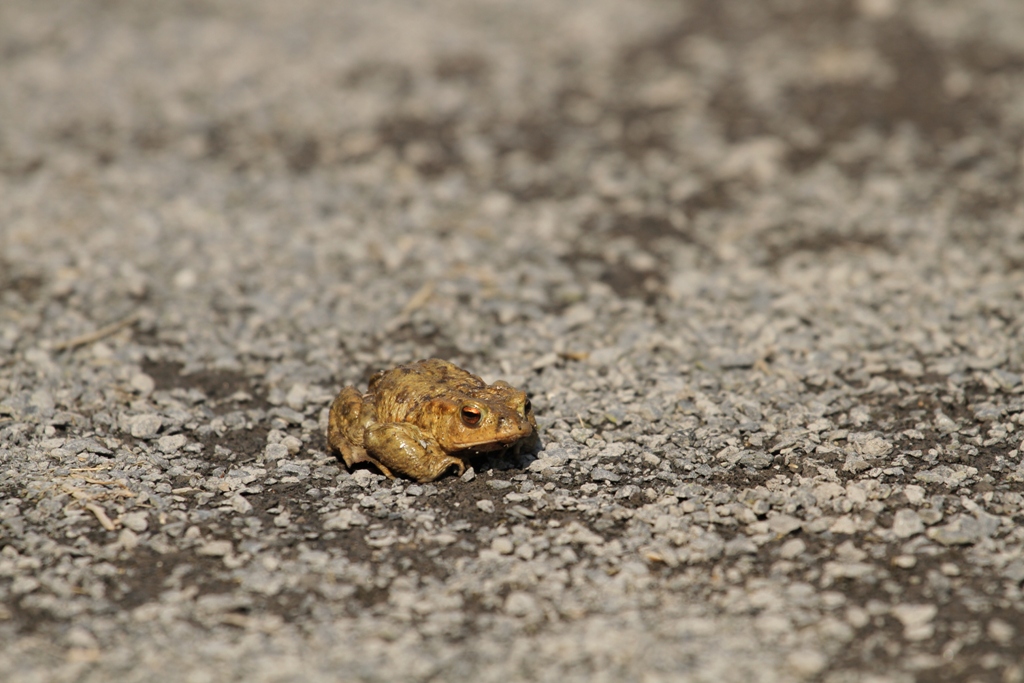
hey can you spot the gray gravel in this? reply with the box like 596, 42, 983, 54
3, 0, 1024, 681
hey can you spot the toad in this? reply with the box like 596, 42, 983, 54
327, 358, 539, 482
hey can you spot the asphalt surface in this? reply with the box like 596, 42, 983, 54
2, 1, 1024, 681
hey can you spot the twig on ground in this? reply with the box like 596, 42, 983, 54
84, 503, 117, 531
383, 281, 435, 333
49, 312, 141, 352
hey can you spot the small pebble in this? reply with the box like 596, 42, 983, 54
263, 442, 289, 461
891, 509, 924, 538
197, 540, 233, 557
117, 528, 140, 550
778, 538, 806, 559
940, 562, 961, 576
892, 555, 917, 569
227, 495, 253, 514
988, 619, 1015, 645
504, 591, 539, 618
121, 511, 149, 532
130, 373, 155, 395
590, 467, 621, 482
129, 414, 162, 439
891, 604, 938, 641
158, 434, 188, 454
491, 537, 514, 555
787, 649, 828, 676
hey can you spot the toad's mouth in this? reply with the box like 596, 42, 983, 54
454, 434, 528, 453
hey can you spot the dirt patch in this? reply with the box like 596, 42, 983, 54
560, 212, 700, 303
0, 266, 44, 304
434, 52, 491, 85
141, 359, 269, 406
376, 114, 463, 177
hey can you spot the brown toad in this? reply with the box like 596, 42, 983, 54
327, 358, 539, 482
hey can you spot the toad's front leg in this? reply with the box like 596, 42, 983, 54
363, 422, 466, 483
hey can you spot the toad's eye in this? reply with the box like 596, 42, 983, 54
523, 398, 532, 415
461, 406, 482, 426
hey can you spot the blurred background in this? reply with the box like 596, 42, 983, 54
3, 2, 1024, 682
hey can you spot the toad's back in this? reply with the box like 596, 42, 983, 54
368, 358, 487, 423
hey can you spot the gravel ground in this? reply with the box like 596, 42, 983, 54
3, 0, 1024, 681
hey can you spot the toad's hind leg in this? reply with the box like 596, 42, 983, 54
363, 422, 465, 483
328, 387, 375, 469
